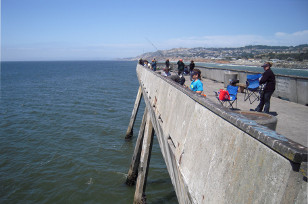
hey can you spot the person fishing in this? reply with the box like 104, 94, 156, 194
165, 59, 170, 69
177, 59, 185, 75
253, 62, 276, 114
189, 60, 195, 81
151, 59, 157, 71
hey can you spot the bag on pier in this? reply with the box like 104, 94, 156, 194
219, 89, 230, 100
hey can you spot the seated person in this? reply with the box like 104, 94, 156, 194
184, 66, 189, 75
170, 73, 185, 85
161, 68, 171, 77
190, 69, 203, 94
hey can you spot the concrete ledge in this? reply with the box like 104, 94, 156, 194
143, 65, 307, 163
137, 64, 307, 203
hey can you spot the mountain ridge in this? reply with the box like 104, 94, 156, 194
125, 44, 308, 62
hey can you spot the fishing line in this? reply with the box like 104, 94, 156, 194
145, 37, 164, 57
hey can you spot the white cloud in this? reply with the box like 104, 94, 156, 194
275, 30, 308, 37
273, 30, 308, 45
160, 30, 308, 49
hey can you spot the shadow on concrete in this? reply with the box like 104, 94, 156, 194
268, 111, 278, 116
230, 108, 241, 111
249, 109, 278, 116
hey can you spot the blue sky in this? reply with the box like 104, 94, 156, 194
1, 0, 308, 61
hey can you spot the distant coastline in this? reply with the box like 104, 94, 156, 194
128, 44, 308, 69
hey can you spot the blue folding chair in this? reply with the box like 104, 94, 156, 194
244, 74, 262, 104
214, 85, 238, 109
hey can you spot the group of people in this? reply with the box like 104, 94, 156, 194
139, 58, 157, 71
176, 59, 195, 78
163, 59, 204, 95
174, 59, 276, 113
139, 58, 276, 114
140, 58, 204, 95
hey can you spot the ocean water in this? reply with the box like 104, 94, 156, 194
0, 61, 177, 204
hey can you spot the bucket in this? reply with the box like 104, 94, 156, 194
235, 111, 278, 131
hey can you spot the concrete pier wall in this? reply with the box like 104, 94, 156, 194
160, 63, 308, 105
137, 64, 307, 203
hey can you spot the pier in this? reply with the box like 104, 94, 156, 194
126, 64, 307, 204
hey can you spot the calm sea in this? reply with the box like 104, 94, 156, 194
0, 61, 177, 204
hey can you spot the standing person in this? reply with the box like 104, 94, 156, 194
254, 62, 276, 114
165, 59, 170, 69
177, 59, 185, 75
139, 58, 143, 65
190, 69, 203, 94
151, 59, 157, 71
189, 60, 195, 81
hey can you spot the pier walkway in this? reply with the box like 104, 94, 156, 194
181, 74, 308, 147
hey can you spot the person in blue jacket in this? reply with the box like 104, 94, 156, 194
190, 69, 203, 94
151, 59, 157, 71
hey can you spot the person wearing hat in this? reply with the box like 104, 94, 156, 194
190, 69, 203, 94
254, 62, 276, 114
177, 59, 185, 75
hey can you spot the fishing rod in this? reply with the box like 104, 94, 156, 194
145, 37, 164, 57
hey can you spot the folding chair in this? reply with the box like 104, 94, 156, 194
214, 85, 238, 109
244, 74, 262, 104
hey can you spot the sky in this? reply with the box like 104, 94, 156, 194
1, 0, 308, 61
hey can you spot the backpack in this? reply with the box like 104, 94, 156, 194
219, 89, 230, 100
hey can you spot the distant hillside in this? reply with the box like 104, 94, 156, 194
125, 44, 308, 62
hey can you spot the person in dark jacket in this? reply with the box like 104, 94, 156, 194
170, 74, 185, 85
177, 59, 185, 75
165, 59, 170, 68
189, 60, 195, 80
254, 62, 276, 113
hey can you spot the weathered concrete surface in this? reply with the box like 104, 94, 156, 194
137, 64, 307, 204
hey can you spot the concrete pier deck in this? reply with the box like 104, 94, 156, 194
182, 74, 308, 147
